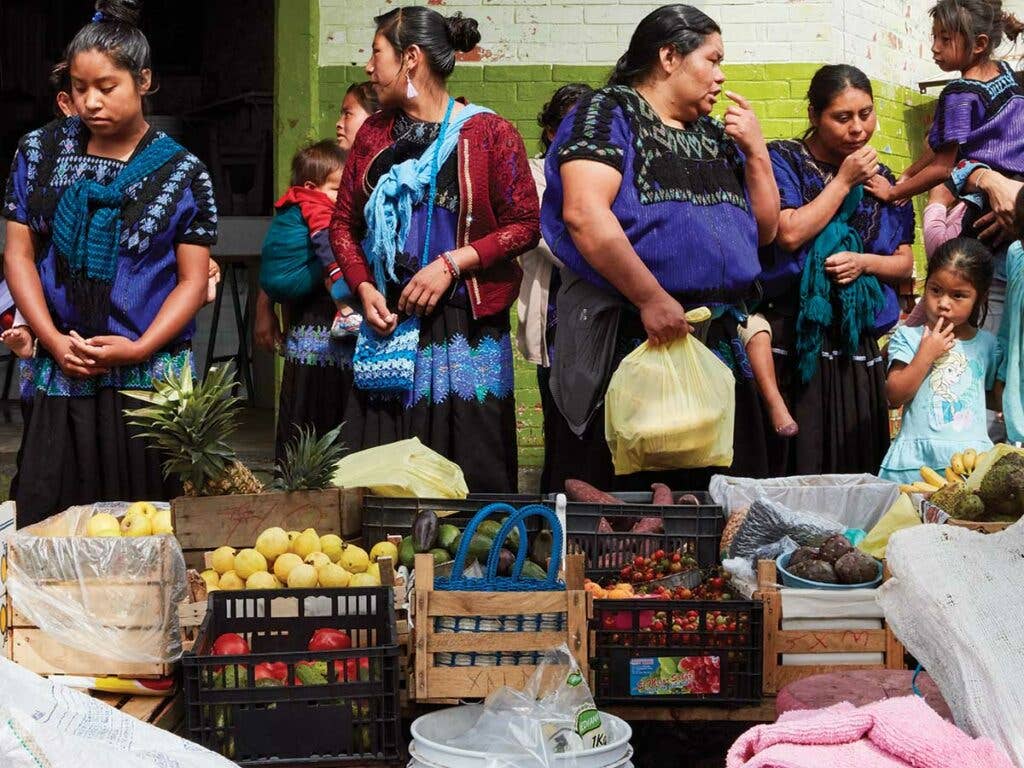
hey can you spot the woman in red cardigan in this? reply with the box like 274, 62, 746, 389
329, 6, 539, 492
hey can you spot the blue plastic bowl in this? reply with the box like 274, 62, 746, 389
776, 551, 883, 590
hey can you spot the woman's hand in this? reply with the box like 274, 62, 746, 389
639, 291, 693, 346
918, 318, 956, 364
824, 251, 865, 285
357, 282, 398, 334
837, 146, 880, 189
398, 259, 453, 317
68, 331, 145, 368
253, 291, 283, 353
723, 91, 766, 157
44, 333, 108, 378
972, 169, 1023, 243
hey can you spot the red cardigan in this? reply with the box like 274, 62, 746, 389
329, 108, 539, 319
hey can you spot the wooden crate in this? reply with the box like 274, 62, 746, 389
755, 560, 904, 695
172, 487, 363, 569
411, 553, 588, 703
6, 534, 178, 678
946, 518, 1013, 533
91, 690, 184, 732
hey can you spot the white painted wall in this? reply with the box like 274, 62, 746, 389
321, 0, 1023, 88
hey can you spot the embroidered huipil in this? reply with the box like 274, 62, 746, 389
540, 86, 761, 306
2, 117, 217, 396
759, 139, 915, 334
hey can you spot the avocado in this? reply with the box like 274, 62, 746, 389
429, 548, 451, 566
477, 518, 520, 552
398, 536, 416, 570
452, 532, 494, 563
437, 523, 460, 553
521, 559, 548, 580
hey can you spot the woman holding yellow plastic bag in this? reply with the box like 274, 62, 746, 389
539, 5, 779, 491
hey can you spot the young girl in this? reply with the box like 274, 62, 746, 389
867, 0, 1024, 204
336, 81, 378, 152
879, 238, 1004, 483
3, 0, 216, 526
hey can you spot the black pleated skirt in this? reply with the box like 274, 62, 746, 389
765, 307, 891, 476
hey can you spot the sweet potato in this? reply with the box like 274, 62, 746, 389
565, 479, 621, 504
677, 493, 701, 506
650, 483, 673, 506
631, 517, 664, 534
597, 517, 614, 534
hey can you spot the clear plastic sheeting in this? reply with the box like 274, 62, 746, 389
0, 656, 233, 768
709, 474, 899, 531
441, 645, 619, 768
5, 503, 186, 663
878, 520, 1024, 765
724, 498, 845, 560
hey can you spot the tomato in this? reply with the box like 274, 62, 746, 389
652, 549, 665, 562
633, 556, 645, 567
670, 552, 682, 563
254, 662, 288, 682
620, 566, 632, 580
308, 628, 352, 652
212, 633, 250, 656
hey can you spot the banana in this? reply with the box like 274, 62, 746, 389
963, 448, 978, 473
919, 466, 948, 488
950, 452, 966, 476
944, 467, 963, 485
911, 481, 941, 493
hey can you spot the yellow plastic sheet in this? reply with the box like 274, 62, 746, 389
605, 309, 734, 474
332, 437, 469, 498
858, 492, 921, 559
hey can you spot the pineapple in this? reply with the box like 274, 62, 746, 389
123, 364, 264, 496
274, 425, 346, 492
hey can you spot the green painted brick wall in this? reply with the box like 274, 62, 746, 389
311, 63, 935, 468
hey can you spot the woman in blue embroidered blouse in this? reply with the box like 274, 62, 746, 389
760, 65, 915, 476
540, 4, 780, 491
2, 4, 215, 526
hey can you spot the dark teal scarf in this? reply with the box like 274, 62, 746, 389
794, 184, 885, 383
53, 132, 184, 330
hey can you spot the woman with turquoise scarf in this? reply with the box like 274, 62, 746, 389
329, 7, 540, 492
758, 65, 915, 475
2, 2, 215, 526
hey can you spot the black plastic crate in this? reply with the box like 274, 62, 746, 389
561, 491, 724, 580
361, 494, 549, 549
590, 597, 763, 705
183, 588, 401, 766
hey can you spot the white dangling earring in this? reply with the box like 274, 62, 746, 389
406, 72, 419, 100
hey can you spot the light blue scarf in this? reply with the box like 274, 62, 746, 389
361, 103, 493, 288
1000, 241, 1024, 442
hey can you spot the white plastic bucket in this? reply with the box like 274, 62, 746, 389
408, 705, 632, 768
408, 743, 634, 768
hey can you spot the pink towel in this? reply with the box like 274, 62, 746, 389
727, 696, 1013, 768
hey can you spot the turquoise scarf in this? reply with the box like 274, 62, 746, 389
1000, 242, 1024, 442
794, 184, 886, 383
361, 103, 493, 288
53, 133, 184, 284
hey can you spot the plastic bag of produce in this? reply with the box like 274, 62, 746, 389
605, 316, 734, 474
877, 520, 1024, 764
0, 656, 233, 768
725, 498, 846, 560
332, 437, 468, 498
447, 644, 606, 766
5, 503, 186, 664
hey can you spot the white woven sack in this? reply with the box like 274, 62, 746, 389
877, 520, 1024, 765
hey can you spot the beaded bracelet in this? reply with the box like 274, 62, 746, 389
440, 251, 461, 280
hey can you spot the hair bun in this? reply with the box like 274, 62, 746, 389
95, 0, 143, 27
445, 12, 480, 53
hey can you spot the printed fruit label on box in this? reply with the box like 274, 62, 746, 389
629, 655, 721, 696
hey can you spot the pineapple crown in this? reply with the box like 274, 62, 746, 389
273, 424, 347, 492
123, 364, 242, 493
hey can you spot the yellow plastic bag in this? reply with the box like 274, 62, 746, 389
331, 437, 469, 498
605, 309, 735, 474
858, 492, 921, 559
